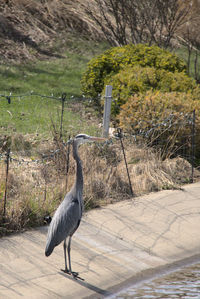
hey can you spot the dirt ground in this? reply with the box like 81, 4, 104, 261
1, 0, 200, 63
0, 0, 102, 62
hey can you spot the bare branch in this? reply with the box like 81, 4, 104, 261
86, 0, 192, 48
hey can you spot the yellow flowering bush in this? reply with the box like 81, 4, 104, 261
118, 90, 200, 158
105, 65, 197, 115
81, 44, 186, 99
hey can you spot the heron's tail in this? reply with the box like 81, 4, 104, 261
45, 242, 54, 257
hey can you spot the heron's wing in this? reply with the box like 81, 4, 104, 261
45, 194, 81, 256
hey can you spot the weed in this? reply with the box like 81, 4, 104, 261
0, 138, 199, 235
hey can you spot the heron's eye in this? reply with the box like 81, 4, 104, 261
76, 134, 88, 139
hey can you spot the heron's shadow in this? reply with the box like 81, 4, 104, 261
59, 271, 112, 297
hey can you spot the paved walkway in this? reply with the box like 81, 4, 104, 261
0, 182, 200, 298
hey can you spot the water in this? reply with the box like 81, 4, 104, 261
112, 262, 200, 298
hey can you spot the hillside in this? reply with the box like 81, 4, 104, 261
0, 0, 102, 61
1, 0, 200, 63
1, 0, 200, 64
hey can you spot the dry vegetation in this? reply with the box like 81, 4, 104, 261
1, 135, 199, 236
0, 0, 102, 61
1, 0, 200, 62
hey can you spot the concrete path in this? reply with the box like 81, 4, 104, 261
0, 182, 200, 298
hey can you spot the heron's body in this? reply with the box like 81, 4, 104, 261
45, 187, 82, 257
45, 134, 106, 277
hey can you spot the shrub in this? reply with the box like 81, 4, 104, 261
190, 85, 200, 100
81, 44, 187, 98
106, 65, 197, 115
118, 90, 200, 158
118, 90, 200, 132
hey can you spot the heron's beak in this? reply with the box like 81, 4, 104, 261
90, 136, 107, 142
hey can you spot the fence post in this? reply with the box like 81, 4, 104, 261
117, 128, 134, 197
3, 148, 10, 220
191, 109, 196, 183
60, 93, 66, 139
102, 85, 112, 138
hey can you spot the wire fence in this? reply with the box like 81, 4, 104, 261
0, 91, 199, 231
0, 91, 93, 140
121, 110, 197, 172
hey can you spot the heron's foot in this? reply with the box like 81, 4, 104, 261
61, 268, 70, 274
71, 271, 84, 281
61, 269, 84, 280
71, 271, 79, 278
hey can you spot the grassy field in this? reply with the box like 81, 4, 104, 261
0, 36, 109, 138
0, 95, 100, 138
1, 36, 199, 139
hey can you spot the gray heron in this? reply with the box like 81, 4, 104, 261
45, 134, 106, 277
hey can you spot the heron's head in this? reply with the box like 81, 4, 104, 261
74, 134, 107, 146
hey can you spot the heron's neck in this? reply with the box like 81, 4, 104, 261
73, 141, 83, 192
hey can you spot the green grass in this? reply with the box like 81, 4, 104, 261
1, 96, 83, 136
0, 34, 109, 96
174, 45, 200, 80
0, 36, 110, 138
1, 35, 198, 140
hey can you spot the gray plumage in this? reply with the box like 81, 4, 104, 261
45, 133, 106, 277
45, 189, 82, 257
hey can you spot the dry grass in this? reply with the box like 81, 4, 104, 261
81, 140, 197, 202
1, 137, 199, 235
0, 0, 103, 61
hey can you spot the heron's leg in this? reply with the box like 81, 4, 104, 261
67, 236, 72, 273
63, 238, 69, 273
67, 236, 78, 278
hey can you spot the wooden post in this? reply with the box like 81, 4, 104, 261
117, 129, 134, 196
102, 85, 112, 138
3, 148, 10, 219
60, 93, 66, 139
191, 109, 195, 183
